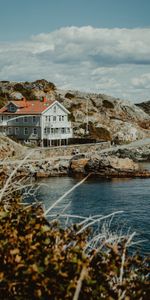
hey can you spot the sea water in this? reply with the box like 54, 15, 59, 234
36, 176, 150, 254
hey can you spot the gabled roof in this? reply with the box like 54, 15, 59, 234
0, 98, 55, 115
42, 100, 71, 115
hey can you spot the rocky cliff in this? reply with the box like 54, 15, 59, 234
1, 79, 150, 143
136, 101, 150, 116
0, 134, 26, 159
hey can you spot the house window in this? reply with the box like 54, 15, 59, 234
47, 128, 50, 134
61, 128, 65, 134
44, 128, 47, 134
53, 106, 56, 113
33, 128, 37, 135
15, 127, 19, 135
24, 127, 28, 135
59, 116, 61, 121
67, 128, 70, 133
49, 116, 51, 122
53, 116, 56, 122
62, 116, 64, 121
9, 104, 16, 112
51, 128, 54, 134
24, 116, 28, 123
54, 128, 58, 134
32, 116, 36, 123
45, 116, 48, 122
8, 127, 12, 135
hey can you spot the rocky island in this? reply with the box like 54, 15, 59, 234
0, 79, 150, 180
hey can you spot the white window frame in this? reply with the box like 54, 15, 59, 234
54, 128, 58, 134
61, 128, 65, 134
24, 127, 28, 135
53, 116, 56, 122
33, 128, 37, 135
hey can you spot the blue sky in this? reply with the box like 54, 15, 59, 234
0, 0, 150, 40
0, 0, 150, 102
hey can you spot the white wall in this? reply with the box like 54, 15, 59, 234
41, 102, 72, 140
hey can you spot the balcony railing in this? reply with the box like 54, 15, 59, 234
44, 121, 72, 127
43, 132, 72, 139
0, 121, 7, 126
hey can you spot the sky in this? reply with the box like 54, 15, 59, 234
0, 0, 150, 103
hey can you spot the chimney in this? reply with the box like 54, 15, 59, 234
40, 96, 47, 102
22, 97, 27, 107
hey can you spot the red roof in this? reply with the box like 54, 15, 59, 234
0, 98, 54, 115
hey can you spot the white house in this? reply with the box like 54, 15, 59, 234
0, 97, 73, 146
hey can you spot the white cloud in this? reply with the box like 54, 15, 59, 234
131, 73, 150, 89
0, 26, 150, 102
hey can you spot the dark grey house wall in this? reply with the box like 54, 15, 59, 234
7, 126, 41, 140
6, 115, 41, 140
7, 115, 40, 127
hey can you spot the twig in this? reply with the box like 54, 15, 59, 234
0, 149, 34, 202
119, 232, 136, 285
73, 265, 87, 300
44, 174, 91, 216
76, 211, 124, 235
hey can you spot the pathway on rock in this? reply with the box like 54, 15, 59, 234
99, 137, 150, 154
0, 138, 150, 166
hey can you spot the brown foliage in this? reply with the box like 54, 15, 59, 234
0, 196, 149, 300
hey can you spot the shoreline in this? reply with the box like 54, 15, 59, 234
1, 152, 150, 181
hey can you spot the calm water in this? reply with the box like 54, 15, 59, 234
36, 176, 150, 254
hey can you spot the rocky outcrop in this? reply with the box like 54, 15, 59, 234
69, 154, 150, 178
0, 79, 56, 102
1, 157, 70, 179
62, 92, 150, 142
1, 80, 150, 143
69, 155, 138, 175
69, 158, 89, 175
136, 101, 150, 116
1, 149, 150, 180
110, 144, 150, 162
85, 155, 138, 174
0, 134, 26, 159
